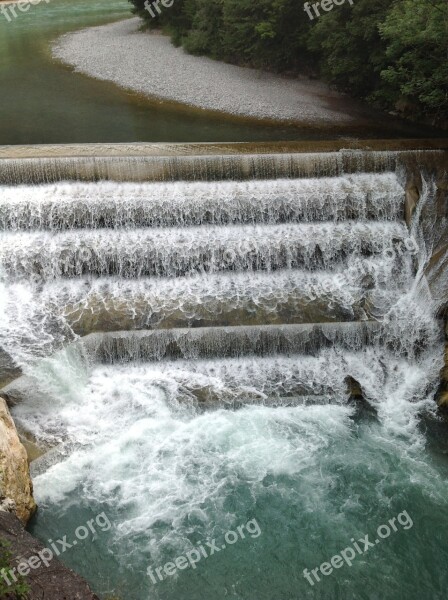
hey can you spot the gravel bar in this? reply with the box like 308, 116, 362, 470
52, 18, 356, 124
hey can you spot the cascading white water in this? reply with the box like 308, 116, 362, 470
1, 154, 447, 600
0, 150, 400, 185
0, 174, 404, 230
0, 165, 442, 397
0, 172, 421, 366
0, 221, 410, 281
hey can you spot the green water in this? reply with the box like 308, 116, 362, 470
0, 0, 440, 145
27, 364, 448, 600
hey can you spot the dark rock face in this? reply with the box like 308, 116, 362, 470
0, 512, 99, 600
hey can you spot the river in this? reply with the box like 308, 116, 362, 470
1, 3, 448, 600
0, 150, 447, 600
0, 0, 441, 145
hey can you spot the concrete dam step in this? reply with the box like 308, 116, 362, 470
58, 266, 405, 335
0, 173, 404, 230
4, 350, 380, 420
0, 221, 410, 281
79, 321, 423, 364
0, 147, 444, 185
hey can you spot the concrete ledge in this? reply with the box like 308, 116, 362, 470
0, 144, 446, 185
0, 139, 448, 159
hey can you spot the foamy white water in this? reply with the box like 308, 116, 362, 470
22, 354, 447, 600
0, 174, 404, 230
0, 221, 410, 281
2, 159, 448, 600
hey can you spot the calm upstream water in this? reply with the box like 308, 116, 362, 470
1, 152, 447, 599
0, 0, 441, 145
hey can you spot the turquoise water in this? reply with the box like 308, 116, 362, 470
25, 359, 448, 600
0, 0, 440, 144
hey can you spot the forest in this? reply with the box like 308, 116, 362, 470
129, 0, 447, 127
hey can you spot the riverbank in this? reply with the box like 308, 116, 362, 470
53, 18, 375, 126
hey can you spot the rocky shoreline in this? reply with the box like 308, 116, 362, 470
0, 512, 100, 599
0, 397, 35, 524
0, 395, 99, 598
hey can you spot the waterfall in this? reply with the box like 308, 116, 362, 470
2, 147, 447, 600
0, 149, 444, 185
0, 152, 384, 184
0, 221, 411, 281
0, 150, 443, 424
0, 174, 404, 229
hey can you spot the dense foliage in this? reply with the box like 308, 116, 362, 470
129, 0, 447, 127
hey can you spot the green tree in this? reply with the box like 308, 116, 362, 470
306, 0, 391, 97
128, 0, 311, 69
128, 0, 447, 126
378, 0, 448, 126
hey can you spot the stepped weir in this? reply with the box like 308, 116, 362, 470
0, 140, 447, 420
1, 140, 448, 600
